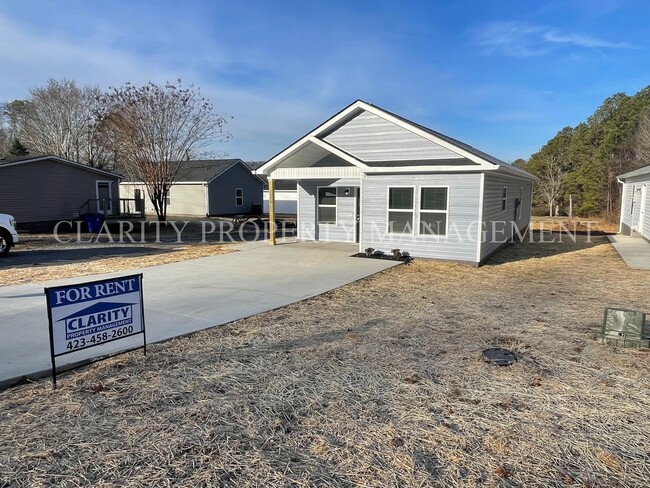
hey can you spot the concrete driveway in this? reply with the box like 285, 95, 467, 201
0, 240, 400, 388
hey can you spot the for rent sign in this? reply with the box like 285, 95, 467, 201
45, 274, 146, 385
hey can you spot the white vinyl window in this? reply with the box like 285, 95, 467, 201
517, 187, 523, 220
235, 188, 244, 206
419, 187, 448, 236
387, 187, 414, 234
631, 185, 635, 215
318, 187, 337, 224
501, 186, 507, 211
165, 185, 171, 206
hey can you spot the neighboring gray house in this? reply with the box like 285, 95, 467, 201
618, 164, 649, 240
257, 100, 537, 265
120, 159, 264, 217
0, 155, 122, 226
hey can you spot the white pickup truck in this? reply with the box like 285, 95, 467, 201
0, 213, 19, 256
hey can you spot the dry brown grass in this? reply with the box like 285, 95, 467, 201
530, 216, 620, 234
1, 234, 650, 487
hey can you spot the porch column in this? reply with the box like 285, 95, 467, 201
268, 178, 276, 246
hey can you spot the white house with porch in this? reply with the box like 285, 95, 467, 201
257, 100, 536, 265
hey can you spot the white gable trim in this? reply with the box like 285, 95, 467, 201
257, 100, 536, 181
307, 137, 368, 170
256, 102, 367, 174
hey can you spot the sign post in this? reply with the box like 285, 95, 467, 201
45, 274, 147, 387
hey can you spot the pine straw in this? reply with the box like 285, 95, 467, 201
1, 243, 232, 287
2, 234, 650, 487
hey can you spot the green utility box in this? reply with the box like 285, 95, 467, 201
596, 308, 649, 348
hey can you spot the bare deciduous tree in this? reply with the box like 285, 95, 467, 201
537, 154, 565, 217
96, 80, 230, 221
10, 79, 113, 168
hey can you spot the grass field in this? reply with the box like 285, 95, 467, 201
1, 231, 649, 487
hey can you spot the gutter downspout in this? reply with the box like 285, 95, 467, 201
269, 178, 276, 245
617, 178, 624, 235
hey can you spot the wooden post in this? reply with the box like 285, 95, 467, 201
268, 178, 276, 246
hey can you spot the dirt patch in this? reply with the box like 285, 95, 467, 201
1, 234, 650, 486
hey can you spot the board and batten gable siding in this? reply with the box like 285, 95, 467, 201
480, 173, 533, 261
360, 173, 482, 262
297, 179, 360, 243
322, 111, 464, 162
0, 159, 120, 223
208, 163, 263, 215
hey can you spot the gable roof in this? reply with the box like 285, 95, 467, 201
120, 159, 265, 184
0, 154, 122, 179
618, 164, 650, 180
256, 100, 536, 181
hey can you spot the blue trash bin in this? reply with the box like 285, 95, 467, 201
84, 213, 105, 233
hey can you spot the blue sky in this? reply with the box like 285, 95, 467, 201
0, 0, 648, 162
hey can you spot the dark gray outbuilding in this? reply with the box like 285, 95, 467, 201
0, 155, 122, 227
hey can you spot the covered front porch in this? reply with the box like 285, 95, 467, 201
261, 139, 364, 246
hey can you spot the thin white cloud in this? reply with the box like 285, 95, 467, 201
473, 20, 635, 57
542, 31, 633, 49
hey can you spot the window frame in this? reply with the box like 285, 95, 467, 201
516, 187, 523, 220
501, 186, 508, 211
386, 186, 416, 235
418, 186, 450, 237
164, 184, 171, 206
317, 186, 338, 225
631, 185, 636, 215
235, 187, 244, 207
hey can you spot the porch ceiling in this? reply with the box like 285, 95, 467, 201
272, 141, 331, 168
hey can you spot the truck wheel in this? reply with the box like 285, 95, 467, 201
0, 229, 12, 257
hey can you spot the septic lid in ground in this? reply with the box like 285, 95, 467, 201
482, 348, 517, 366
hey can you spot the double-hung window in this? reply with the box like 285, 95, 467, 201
388, 187, 414, 234
419, 187, 448, 235
318, 187, 337, 224
501, 187, 507, 211
235, 188, 244, 206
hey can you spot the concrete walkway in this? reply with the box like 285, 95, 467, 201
608, 235, 650, 270
0, 240, 400, 388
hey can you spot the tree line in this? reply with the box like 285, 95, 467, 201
0, 78, 230, 220
518, 86, 650, 218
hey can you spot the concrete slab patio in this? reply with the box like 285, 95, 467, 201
607, 235, 650, 270
0, 240, 400, 388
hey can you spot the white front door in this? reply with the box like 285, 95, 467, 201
96, 181, 114, 215
639, 184, 647, 235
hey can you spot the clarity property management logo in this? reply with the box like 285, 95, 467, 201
60, 301, 135, 340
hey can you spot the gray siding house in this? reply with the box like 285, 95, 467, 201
618, 164, 650, 240
120, 159, 264, 217
257, 100, 536, 265
0, 155, 122, 225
